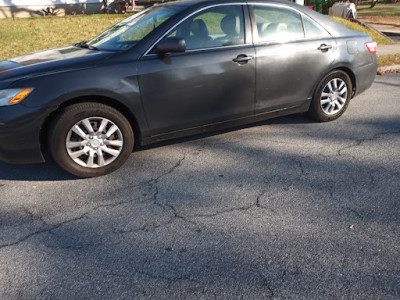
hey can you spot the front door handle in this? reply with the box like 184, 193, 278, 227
318, 44, 332, 52
233, 55, 253, 64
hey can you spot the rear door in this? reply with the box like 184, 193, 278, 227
250, 4, 337, 113
138, 4, 256, 136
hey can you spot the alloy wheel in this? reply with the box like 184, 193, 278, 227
320, 78, 348, 115
66, 117, 123, 168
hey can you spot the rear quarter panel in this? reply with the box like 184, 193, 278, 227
333, 34, 377, 97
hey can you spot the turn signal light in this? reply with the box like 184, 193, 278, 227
8, 88, 33, 105
365, 41, 377, 54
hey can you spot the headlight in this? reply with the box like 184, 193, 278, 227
0, 88, 34, 106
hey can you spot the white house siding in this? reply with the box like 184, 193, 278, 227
0, 0, 102, 6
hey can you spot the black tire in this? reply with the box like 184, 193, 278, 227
309, 70, 352, 122
48, 102, 134, 177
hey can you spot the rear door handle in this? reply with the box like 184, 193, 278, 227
318, 44, 332, 52
233, 55, 253, 64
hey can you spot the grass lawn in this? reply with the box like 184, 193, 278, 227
378, 53, 400, 66
359, 11, 400, 16
358, 4, 400, 16
0, 14, 129, 61
358, 5, 400, 12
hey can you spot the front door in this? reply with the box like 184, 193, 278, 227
138, 4, 255, 136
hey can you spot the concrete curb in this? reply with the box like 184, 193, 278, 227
351, 18, 395, 43
377, 64, 400, 75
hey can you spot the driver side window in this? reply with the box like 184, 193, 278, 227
166, 5, 245, 50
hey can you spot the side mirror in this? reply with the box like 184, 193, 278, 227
155, 37, 186, 54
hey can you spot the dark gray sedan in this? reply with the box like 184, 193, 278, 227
0, 0, 377, 177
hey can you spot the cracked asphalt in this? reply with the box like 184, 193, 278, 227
0, 74, 399, 299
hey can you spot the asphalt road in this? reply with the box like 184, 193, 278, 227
0, 74, 399, 299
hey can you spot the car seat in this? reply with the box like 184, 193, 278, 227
214, 15, 242, 46
186, 19, 212, 49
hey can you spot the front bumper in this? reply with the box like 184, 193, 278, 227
0, 104, 55, 164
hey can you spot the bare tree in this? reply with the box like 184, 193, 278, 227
370, 0, 378, 8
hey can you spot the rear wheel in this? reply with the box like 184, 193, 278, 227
49, 103, 134, 177
309, 70, 352, 122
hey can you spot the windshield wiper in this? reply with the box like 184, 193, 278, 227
74, 41, 99, 51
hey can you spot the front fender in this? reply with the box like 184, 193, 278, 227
9, 62, 150, 139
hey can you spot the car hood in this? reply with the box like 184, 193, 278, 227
0, 45, 113, 86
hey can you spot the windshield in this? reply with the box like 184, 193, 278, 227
88, 5, 185, 51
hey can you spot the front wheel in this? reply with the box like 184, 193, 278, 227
49, 103, 134, 177
309, 70, 352, 122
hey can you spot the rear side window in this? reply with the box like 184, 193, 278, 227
252, 5, 304, 42
302, 16, 330, 38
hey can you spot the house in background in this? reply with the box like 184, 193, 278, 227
0, 0, 106, 18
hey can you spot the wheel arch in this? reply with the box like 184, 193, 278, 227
308, 67, 354, 122
309, 67, 356, 103
40, 95, 142, 156
334, 67, 356, 98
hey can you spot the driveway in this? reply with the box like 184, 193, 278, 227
0, 74, 399, 299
